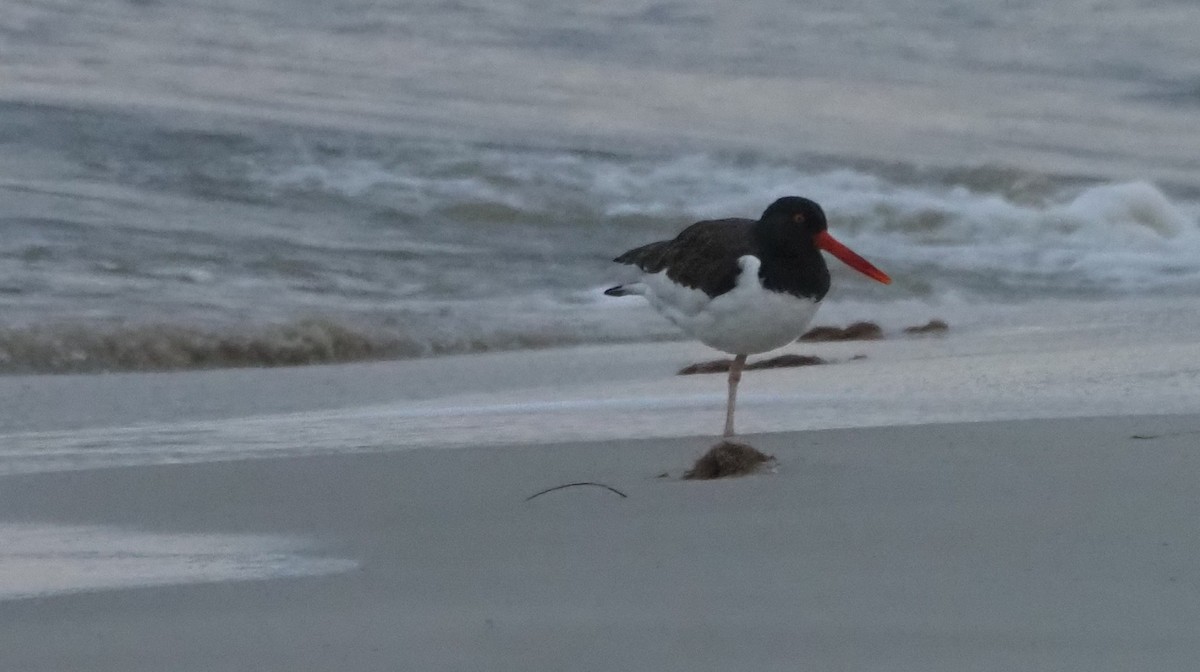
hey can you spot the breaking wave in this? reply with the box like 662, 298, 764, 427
236, 143, 1200, 297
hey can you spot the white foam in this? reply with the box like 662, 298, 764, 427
0, 524, 356, 601
257, 159, 405, 198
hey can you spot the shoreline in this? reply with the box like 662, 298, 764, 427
3, 296, 1199, 475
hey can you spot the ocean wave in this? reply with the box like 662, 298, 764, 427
222, 139, 1200, 241
6, 103, 1200, 346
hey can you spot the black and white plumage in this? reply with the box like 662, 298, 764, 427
606, 196, 891, 437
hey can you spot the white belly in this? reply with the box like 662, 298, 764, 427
633, 256, 821, 355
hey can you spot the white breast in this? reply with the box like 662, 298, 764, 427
629, 256, 821, 355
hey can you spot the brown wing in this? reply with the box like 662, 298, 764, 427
613, 218, 757, 297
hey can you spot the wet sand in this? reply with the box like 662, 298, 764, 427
2, 414, 1199, 671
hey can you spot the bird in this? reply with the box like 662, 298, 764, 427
605, 196, 891, 438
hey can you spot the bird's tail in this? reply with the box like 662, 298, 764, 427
604, 284, 632, 297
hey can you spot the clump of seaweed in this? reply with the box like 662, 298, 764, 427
678, 354, 825, 375
799, 321, 883, 342
683, 441, 775, 480
903, 319, 949, 335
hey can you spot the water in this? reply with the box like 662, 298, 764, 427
0, 523, 356, 601
2, 0, 1200, 373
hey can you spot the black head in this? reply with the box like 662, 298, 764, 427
757, 195, 893, 285
756, 196, 828, 250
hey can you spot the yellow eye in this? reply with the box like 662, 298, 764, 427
792, 213, 805, 224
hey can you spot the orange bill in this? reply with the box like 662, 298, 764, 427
813, 231, 892, 285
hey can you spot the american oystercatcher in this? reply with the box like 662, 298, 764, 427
605, 196, 891, 437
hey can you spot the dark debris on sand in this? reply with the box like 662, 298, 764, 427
799, 321, 883, 342
677, 318, 950, 376
903, 319, 950, 335
678, 353, 826, 375
683, 441, 776, 480
749, 354, 826, 370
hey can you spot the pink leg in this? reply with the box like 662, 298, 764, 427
723, 354, 747, 437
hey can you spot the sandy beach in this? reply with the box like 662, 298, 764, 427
2, 298, 1200, 671
2, 415, 1199, 671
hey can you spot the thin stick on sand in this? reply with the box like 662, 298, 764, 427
524, 482, 629, 501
